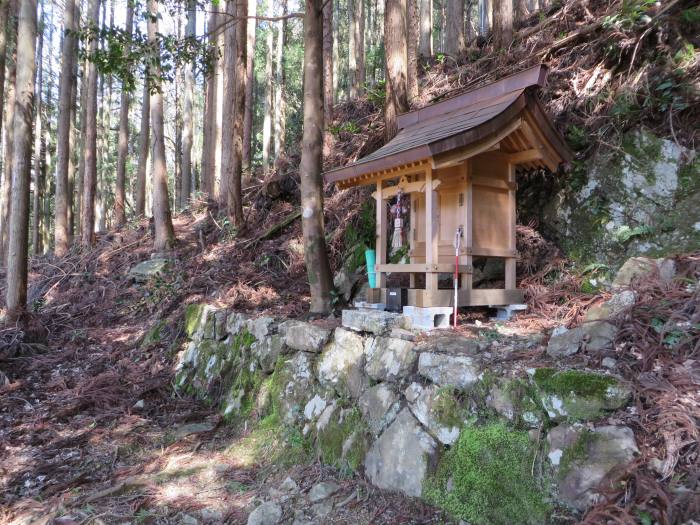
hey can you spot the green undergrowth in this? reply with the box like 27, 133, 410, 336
424, 422, 550, 525
226, 412, 312, 469
533, 368, 617, 398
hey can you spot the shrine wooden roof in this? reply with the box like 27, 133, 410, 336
324, 65, 573, 189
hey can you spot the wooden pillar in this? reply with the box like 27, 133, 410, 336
409, 176, 417, 288
461, 160, 473, 291
425, 165, 438, 291
505, 162, 517, 290
375, 180, 386, 289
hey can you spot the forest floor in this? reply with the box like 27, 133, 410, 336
0, 209, 453, 525
0, 206, 698, 525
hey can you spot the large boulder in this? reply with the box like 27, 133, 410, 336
365, 336, 417, 381
584, 290, 636, 322
341, 309, 402, 335
612, 256, 676, 287
280, 320, 332, 353
548, 425, 639, 510
358, 383, 400, 435
405, 383, 462, 445
537, 128, 698, 266
417, 352, 480, 389
532, 368, 631, 421
252, 334, 285, 373
317, 328, 367, 398
364, 408, 439, 497
546, 321, 617, 358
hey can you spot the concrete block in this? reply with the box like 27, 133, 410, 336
403, 306, 453, 331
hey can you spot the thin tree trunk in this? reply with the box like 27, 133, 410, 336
446, 0, 466, 55
67, 31, 79, 239
418, 0, 431, 58
242, 0, 256, 175
114, 0, 133, 226
220, 0, 236, 205
261, 1, 274, 170
181, 0, 195, 207
55, 0, 77, 256
5, 0, 37, 319
384, 0, 408, 141
147, 0, 175, 251
0, 1, 18, 263
332, 0, 339, 101
76, 54, 88, 234
228, 0, 247, 225
80, 0, 100, 247
348, 0, 365, 98
407, 0, 419, 102
515, 0, 528, 23
492, 0, 513, 49
274, 0, 287, 160
300, 0, 334, 314
322, 0, 333, 128
174, 12, 182, 208
0, 0, 9, 175
213, 3, 225, 200
201, 9, 216, 196
32, 0, 44, 255
134, 78, 149, 217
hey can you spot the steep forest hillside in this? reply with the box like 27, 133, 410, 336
0, 0, 698, 524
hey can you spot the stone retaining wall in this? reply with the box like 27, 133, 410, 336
175, 305, 639, 523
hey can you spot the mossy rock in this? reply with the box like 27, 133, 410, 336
141, 320, 167, 350
184, 304, 206, 338
423, 422, 550, 525
317, 406, 369, 473
532, 368, 631, 421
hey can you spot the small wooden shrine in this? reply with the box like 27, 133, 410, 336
323, 65, 572, 308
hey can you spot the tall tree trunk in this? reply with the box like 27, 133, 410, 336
515, 0, 528, 23
220, 0, 236, 205
134, 78, 149, 217
331, 0, 339, 101
147, 0, 175, 251
241, 0, 256, 174
32, 0, 44, 255
181, 0, 195, 207
301, 0, 334, 314
76, 54, 88, 234
174, 12, 183, 208
114, 0, 133, 226
348, 0, 365, 98
492, 0, 513, 49
0, 0, 9, 179
418, 0, 431, 58
261, 1, 274, 170
274, 0, 287, 160
67, 31, 79, 239
80, 0, 100, 247
5, 0, 37, 319
446, 0, 465, 55
322, 0, 333, 134
213, 3, 225, 200
227, 0, 247, 225
55, 0, 76, 256
384, 0, 408, 141
407, 0, 419, 102
201, 9, 216, 196
0, 1, 18, 264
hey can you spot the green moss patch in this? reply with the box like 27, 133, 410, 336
433, 387, 468, 428
184, 304, 206, 338
558, 429, 598, 479
533, 369, 617, 398
318, 406, 368, 473
424, 422, 550, 525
